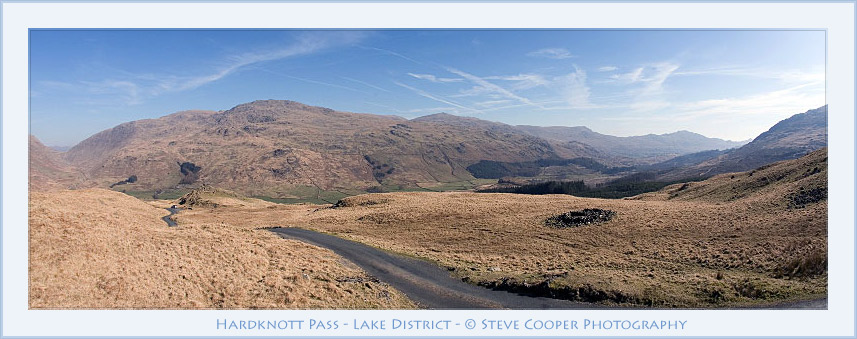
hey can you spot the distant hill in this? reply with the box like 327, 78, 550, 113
515, 125, 746, 162
48, 145, 72, 152
60, 100, 593, 197
412, 113, 605, 163
636, 147, 827, 209
29, 135, 87, 191
657, 105, 827, 180
638, 149, 729, 173
40, 100, 824, 199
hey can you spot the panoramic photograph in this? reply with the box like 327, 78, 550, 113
28, 29, 827, 310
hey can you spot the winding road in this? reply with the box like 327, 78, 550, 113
156, 209, 825, 310
270, 227, 827, 310
162, 207, 181, 227
270, 227, 601, 309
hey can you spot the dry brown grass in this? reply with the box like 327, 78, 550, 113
281, 193, 824, 307
637, 148, 828, 207
189, 153, 826, 308
29, 135, 90, 192
174, 184, 276, 208
30, 150, 826, 309
29, 189, 414, 309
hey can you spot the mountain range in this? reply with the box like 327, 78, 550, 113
515, 125, 746, 162
29, 100, 827, 198
649, 105, 828, 181
29, 136, 87, 191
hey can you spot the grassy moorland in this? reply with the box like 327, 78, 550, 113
29, 149, 827, 309
190, 149, 827, 308
28, 189, 414, 309
117, 179, 496, 205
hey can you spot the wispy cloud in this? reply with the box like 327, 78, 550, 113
80, 80, 142, 105
629, 100, 671, 112
450, 86, 499, 99
771, 70, 825, 83
37, 79, 143, 106
597, 66, 618, 72
360, 46, 424, 65
639, 62, 680, 96
475, 99, 514, 107
161, 32, 367, 93
611, 67, 645, 83
341, 76, 392, 93
265, 71, 367, 94
37, 32, 369, 108
480, 99, 568, 113
672, 65, 749, 77
407, 73, 463, 83
674, 81, 824, 121
554, 66, 596, 109
484, 74, 549, 91
393, 81, 482, 114
674, 66, 824, 84
527, 48, 575, 59
445, 67, 543, 109
606, 62, 680, 112
602, 81, 824, 123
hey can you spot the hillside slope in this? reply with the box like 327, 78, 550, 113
29, 135, 87, 191
635, 148, 827, 208
29, 188, 413, 309
658, 106, 827, 180
515, 125, 745, 162
274, 148, 825, 307
62, 100, 591, 197
54, 101, 825, 199
245, 177, 826, 307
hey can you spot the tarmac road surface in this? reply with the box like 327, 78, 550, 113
162, 207, 181, 227
270, 227, 603, 309
268, 226, 826, 310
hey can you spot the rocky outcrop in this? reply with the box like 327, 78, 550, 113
544, 209, 616, 228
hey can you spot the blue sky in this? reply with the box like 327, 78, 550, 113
30, 30, 825, 147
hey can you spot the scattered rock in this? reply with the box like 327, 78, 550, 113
478, 277, 639, 304
545, 208, 616, 228
176, 184, 239, 207
336, 276, 380, 284
272, 148, 291, 157
270, 166, 293, 178
332, 196, 390, 208
788, 187, 827, 209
